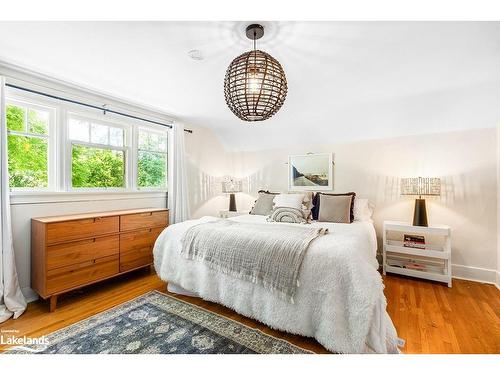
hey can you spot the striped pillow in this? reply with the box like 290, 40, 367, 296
267, 207, 309, 224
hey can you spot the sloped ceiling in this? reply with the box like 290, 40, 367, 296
0, 21, 499, 151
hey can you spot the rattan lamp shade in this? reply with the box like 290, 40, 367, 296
221, 178, 242, 194
401, 177, 441, 196
224, 50, 287, 122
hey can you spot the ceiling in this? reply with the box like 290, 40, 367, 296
0, 21, 499, 151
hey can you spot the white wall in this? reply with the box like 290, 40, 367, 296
227, 128, 498, 284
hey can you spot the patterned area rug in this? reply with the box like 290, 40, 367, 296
8, 291, 312, 354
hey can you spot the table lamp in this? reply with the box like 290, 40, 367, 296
222, 177, 242, 212
401, 177, 441, 227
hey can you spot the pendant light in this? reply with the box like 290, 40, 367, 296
224, 24, 288, 122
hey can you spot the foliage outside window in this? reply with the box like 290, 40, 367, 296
137, 128, 168, 188
6, 103, 50, 188
69, 117, 126, 188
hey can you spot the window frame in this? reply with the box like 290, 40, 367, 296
5, 90, 171, 195
5, 98, 56, 192
65, 112, 132, 192
136, 125, 169, 190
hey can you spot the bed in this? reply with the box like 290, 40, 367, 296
153, 214, 399, 353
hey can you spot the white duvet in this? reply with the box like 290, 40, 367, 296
153, 214, 399, 353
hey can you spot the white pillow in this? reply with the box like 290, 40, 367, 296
273, 193, 305, 210
288, 191, 314, 210
353, 198, 374, 222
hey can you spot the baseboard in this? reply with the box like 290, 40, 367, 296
21, 287, 39, 303
496, 271, 500, 290
451, 264, 497, 285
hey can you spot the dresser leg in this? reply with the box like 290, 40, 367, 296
49, 295, 58, 312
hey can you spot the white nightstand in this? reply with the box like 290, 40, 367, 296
218, 210, 247, 219
383, 221, 452, 287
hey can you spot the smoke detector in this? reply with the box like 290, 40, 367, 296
188, 49, 203, 61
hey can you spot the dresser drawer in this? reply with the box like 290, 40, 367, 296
47, 216, 119, 244
120, 247, 153, 272
120, 227, 164, 253
120, 211, 168, 231
46, 255, 119, 295
46, 235, 119, 271
119, 227, 163, 272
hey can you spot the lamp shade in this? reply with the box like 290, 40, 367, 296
221, 178, 242, 194
401, 177, 441, 196
224, 50, 287, 122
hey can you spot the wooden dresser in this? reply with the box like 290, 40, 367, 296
31, 208, 168, 311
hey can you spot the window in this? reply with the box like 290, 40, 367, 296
5, 92, 170, 193
137, 128, 168, 188
68, 116, 127, 189
6, 102, 52, 189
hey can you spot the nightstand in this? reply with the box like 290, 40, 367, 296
218, 210, 247, 219
383, 221, 452, 287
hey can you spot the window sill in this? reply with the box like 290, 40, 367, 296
9, 190, 167, 205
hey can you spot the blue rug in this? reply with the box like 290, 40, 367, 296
8, 291, 311, 354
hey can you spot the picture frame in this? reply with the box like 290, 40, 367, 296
288, 153, 333, 191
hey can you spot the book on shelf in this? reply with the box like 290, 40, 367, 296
404, 263, 426, 271
386, 257, 445, 274
403, 234, 426, 249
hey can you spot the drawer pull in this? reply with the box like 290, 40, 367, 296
139, 212, 153, 217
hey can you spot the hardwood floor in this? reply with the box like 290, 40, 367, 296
384, 274, 500, 353
1, 269, 499, 354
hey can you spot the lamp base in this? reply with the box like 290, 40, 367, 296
413, 198, 428, 227
229, 193, 237, 212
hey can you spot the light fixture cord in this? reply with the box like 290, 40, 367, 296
253, 30, 257, 68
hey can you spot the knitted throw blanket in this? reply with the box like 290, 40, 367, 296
181, 220, 328, 303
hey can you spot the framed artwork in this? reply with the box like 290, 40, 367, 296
288, 153, 333, 191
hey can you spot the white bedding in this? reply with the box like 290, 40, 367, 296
153, 214, 399, 353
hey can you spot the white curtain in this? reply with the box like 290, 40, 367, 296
0, 76, 27, 323
168, 122, 190, 224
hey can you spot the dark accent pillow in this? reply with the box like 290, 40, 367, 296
312, 192, 356, 222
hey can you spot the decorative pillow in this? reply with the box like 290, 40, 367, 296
267, 207, 309, 224
353, 198, 374, 222
273, 193, 305, 210
312, 192, 356, 222
249, 190, 279, 216
317, 195, 353, 223
288, 191, 314, 210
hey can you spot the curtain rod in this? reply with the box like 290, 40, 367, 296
5, 83, 193, 134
